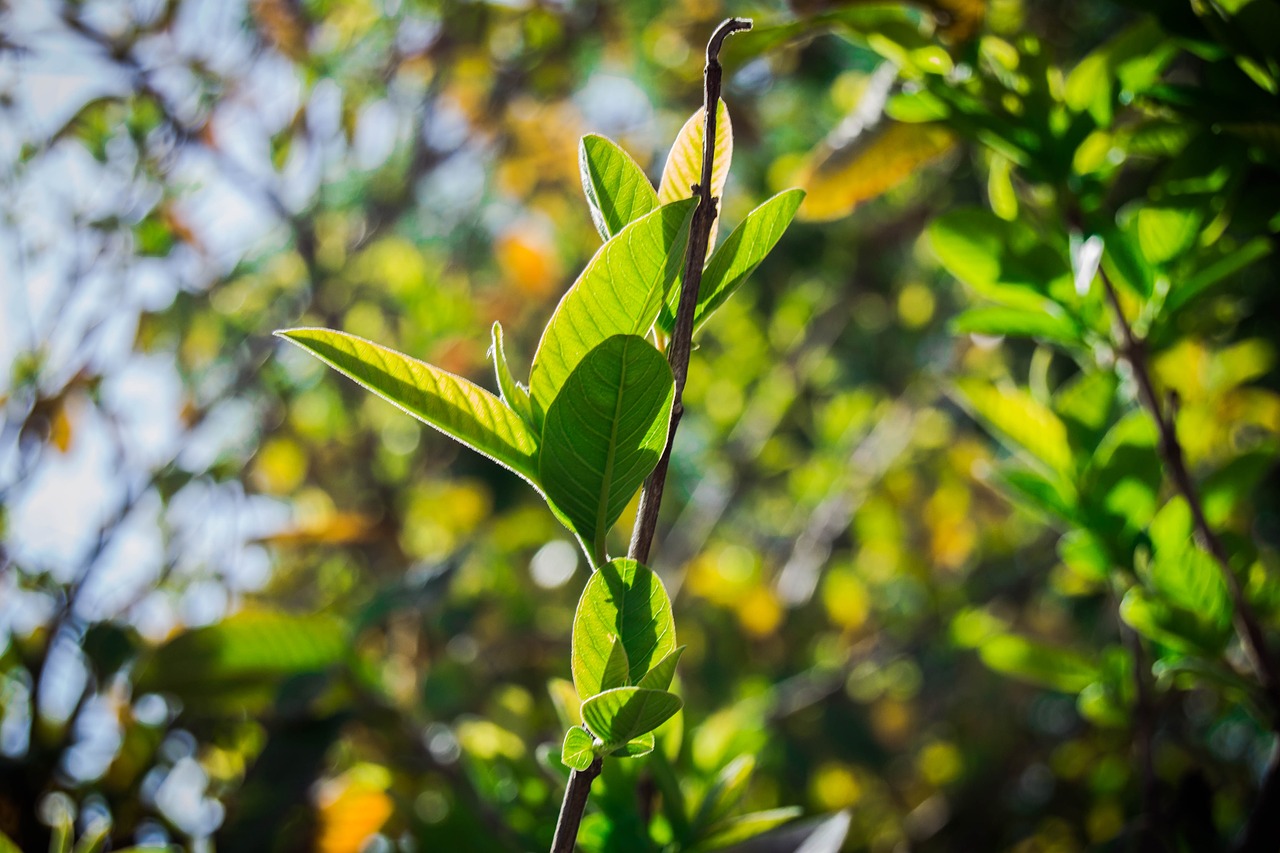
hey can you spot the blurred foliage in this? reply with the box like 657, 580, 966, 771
1, 0, 1279, 852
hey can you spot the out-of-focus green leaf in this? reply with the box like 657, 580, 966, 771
135, 611, 348, 710
490, 321, 533, 426
694, 754, 756, 835
529, 200, 694, 424
1054, 370, 1118, 441
561, 726, 597, 771
1135, 201, 1203, 265
277, 329, 539, 482
579, 134, 659, 241
658, 190, 805, 335
798, 122, 954, 221
1120, 588, 1230, 655
540, 336, 674, 562
1058, 529, 1112, 581
711, 809, 847, 853
1203, 447, 1278, 525
953, 379, 1074, 476
572, 558, 676, 699
949, 305, 1081, 344
996, 466, 1078, 523
977, 634, 1098, 693
1099, 222, 1155, 298
698, 807, 805, 851
659, 99, 732, 254
1145, 498, 1232, 629
637, 645, 684, 691
1165, 237, 1271, 314
929, 208, 1073, 308
581, 687, 682, 747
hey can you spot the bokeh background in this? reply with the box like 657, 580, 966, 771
2, 0, 1279, 851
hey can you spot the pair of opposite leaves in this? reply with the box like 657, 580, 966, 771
278, 100, 804, 567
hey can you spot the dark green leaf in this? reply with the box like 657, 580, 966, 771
978, 634, 1098, 693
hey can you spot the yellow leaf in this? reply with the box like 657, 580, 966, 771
659, 99, 732, 254
255, 511, 380, 546
315, 767, 393, 853
797, 122, 955, 221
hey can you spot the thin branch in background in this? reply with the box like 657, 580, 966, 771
1098, 267, 1280, 720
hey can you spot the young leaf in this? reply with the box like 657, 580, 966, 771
540, 336, 675, 564
581, 686, 683, 746
638, 645, 685, 691
529, 199, 694, 425
561, 726, 597, 772
659, 98, 732, 255
600, 635, 632, 692
490, 321, 533, 426
580, 134, 659, 241
611, 732, 655, 758
277, 329, 540, 482
572, 558, 677, 700
657, 189, 805, 335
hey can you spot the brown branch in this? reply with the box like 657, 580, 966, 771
627, 16, 752, 566
1098, 268, 1280, 721
549, 755, 603, 853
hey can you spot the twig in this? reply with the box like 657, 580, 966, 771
549, 18, 753, 853
627, 16, 752, 566
1098, 268, 1280, 720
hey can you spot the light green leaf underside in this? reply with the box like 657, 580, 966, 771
490, 321, 533, 426
278, 328, 539, 482
561, 726, 597, 771
952, 377, 1074, 477
581, 686, 683, 746
611, 732, 655, 758
580, 133, 659, 241
572, 557, 677, 700
659, 99, 732, 256
658, 189, 804, 335
529, 199, 695, 425
540, 336, 675, 563
637, 645, 684, 691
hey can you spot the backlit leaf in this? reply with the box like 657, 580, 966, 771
581, 686, 683, 746
699, 808, 806, 850
540, 336, 674, 563
277, 329, 539, 482
659, 99, 732, 254
978, 634, 1098, 693
657, 190, 805, 335
695, 755, 756, 834
953, 379, 1074, 476
1136, 201, 1203, 266
798, 122, 954, 222
949, 305, 1081, 345
529, 200, 694, 425
580, 134, 659, 241
572, 558, 676, 700
490, 321, 533, 426
637, 645, 684, 692
561, 726, 597, 772
611, 731, 655, 758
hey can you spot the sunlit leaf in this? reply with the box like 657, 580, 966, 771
659, 99, 732, 254
1120, 588, 1230, 655
798, 122, 954, 221
949, 305, 1081, 345
572, 558, 676, 700
580, 134, 659, 241
657, 190, 805, 335
581, 686, 683, 746
561, 726, 597, 772
637, 645, 685, 691
277, 329, 539, 482
540, 336, 674, 563
978, 634, 1098, 693
1145, 498, 1231, 629
953, 379, 1074, 476
611, 731, 655, 758
529, 200, 694, 425
1165, 237, 1271, 314
929, 208, 1073, 308
1135, 202, 1203, 266
490, 321, 533, 425
694, 755, 756, 834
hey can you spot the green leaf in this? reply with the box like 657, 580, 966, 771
600, 635, 632, 692
572, 558, 677, 699
581, 686, 683, 746
698, 807, 804, 850
277, 328, 539, 482
659, 98, 732, 255
134, 610, 347, 712
561, 726, 597, 772
0, 833, 17, 853
928, 208, 1073, 309
1145, 498, 1232, 629
638, 645, 685, 691
949, 305, 1081, 345
1120, 588, 1229, 655
657, 190, 805, 335
996, 466, 1078, 523
580, 134, 659, 241
953, 379, 1074, 476
694, 754, 756, 834
1165, 236, 1271, 314
977, 634, 1098, 693
490, 321, 533, 426
528, 199, 694, 425
540, 336, 675, 563
611, 731, 655, 758
1136, 202, 1203, 266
